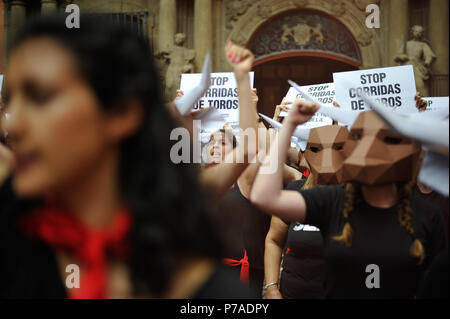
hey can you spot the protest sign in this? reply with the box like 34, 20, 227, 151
279, 83, 333, 129
180, 72, 254, 143
421, 97, 449, 119
333, 65, 417, 114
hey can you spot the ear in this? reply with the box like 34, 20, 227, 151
104, 99, 144, 143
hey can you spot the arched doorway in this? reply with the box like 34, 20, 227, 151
254, 55, 358, 116
247, 9, 362, 117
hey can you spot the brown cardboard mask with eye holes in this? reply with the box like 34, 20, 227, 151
304, 125, 349, 185
342, 110, 422, 185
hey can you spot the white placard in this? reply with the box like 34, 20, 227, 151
180, 72, 254, 143
421, 97, 449, 119
280, 83, 333, 128
333, 65, 417, 114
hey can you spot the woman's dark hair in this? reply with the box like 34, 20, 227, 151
10, 14, 222, 296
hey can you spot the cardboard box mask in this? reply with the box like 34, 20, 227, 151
342, 110, 421, 185
304, 125, 348, 184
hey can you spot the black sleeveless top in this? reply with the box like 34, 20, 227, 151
281, 180, 325, 299
217, 184, 271, 270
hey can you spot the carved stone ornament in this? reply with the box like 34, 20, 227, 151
353, 0, 380, 11
256, 3, 273, 20
330, 0, 346, 17
249, 11, 361, 64
357, 31, 373, 46
226, 0, 257, 31
290, 0, 309, 8
231, 32, 247, 46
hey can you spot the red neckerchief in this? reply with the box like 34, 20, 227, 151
19, 205, 132, 299
223, 250, 250, 284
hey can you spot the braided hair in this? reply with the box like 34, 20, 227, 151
332, 183, 424, 264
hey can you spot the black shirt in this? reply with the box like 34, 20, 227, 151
216, 185, 246, 261
280, 180, 325, 299
192, 264, 257, 299
217, 184, 271, 270
298, 185, 446, 299
413, 185, 449, 240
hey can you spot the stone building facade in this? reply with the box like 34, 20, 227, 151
1, 0, 448, 112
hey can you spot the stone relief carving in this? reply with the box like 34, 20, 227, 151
159, 33, 195, 99
394, 25, 436, 96
256, 3, 272, 20
225, 0, 257, 31
353, 0, 380, 11
330, 0, 346, 17
290, 0, 309, 8
357, 30, 373, 47
248, 11, 361, 63
281, 22, 324, 46
231, 32, 247, 46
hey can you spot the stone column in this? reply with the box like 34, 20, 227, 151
389, 0, 409, 66
158, 0, 176, 53
41, 0, 58, 14
429, 0, 449, 76
8, 1, 27, 44
194, 0, 212, 72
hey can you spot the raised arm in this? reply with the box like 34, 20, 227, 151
250, 100, 318, 222
200, 42, 258, 199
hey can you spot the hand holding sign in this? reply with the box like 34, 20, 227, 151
288, 80, 358, 128
414, 92, 427, 112
274, 99, 292, 122
174, 90, 184, 102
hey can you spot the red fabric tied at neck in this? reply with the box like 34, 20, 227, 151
223, 250, 250, 284
19, 205, 132, 299
303, 169, 310, 178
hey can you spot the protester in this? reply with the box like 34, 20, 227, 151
212, 90, 301, 297
0, 14, 255, 299
264, 124, 348, 299
251, 100, 446, 298
412, 92, 449, 239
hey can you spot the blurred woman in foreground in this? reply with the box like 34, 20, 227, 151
0, 14, 253, 298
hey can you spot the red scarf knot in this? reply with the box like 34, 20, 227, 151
222, 250, 250, 284
19, 205, 132, 299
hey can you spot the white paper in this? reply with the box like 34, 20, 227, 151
421, 97, 449, 119
259, 113, 310, 151
288, 80, 358, 129
333, 65, 417, 115
418, 150, 449, 196
175, 53, 211, 116
180, 70, 254, 141
358, 90, 449, 149
279, 84, 333, 129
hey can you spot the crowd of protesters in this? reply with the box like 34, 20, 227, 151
0, 14, 447, 299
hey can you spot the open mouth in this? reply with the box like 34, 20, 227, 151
14, 151, 39, 175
